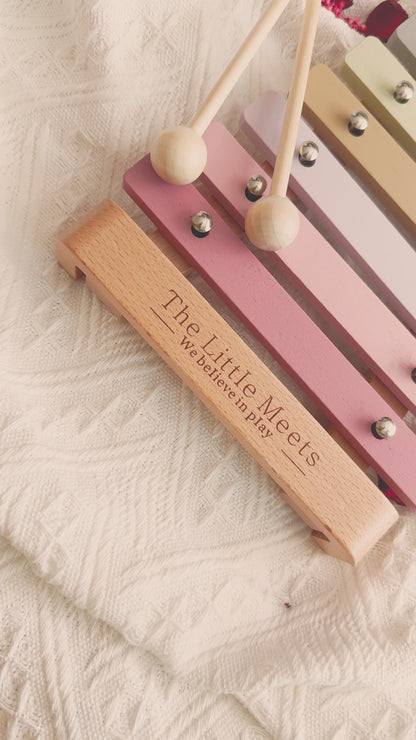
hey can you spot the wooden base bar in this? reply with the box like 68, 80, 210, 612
55, 200, 398, 564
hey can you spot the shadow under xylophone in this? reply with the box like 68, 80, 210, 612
56, 23, 416, 565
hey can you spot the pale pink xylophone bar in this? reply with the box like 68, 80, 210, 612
55, 3, 406, 562
240, 60, 416, 503
123, 152, 416, 508
200, 117, 412, 499
240, 90, 416, 335
200, 121, 416, 420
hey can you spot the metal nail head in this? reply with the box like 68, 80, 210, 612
394, 80, 414, 104
298, 141, 319, 167
372, 416, 397, 440
245, 175, 267, 202
191, 211, 212, 238
348, 111, 368, 136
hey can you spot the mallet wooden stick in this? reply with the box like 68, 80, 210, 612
150, 0, 290, 185
245, 0, 321, 251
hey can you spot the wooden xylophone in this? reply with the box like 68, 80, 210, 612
56, 17, 416, 565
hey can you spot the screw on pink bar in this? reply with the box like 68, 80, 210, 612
123, 153, 416, 508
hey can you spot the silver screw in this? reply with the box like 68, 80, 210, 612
298, 141, 319, 167
348, 111, 368, 137
245, 174, 267, 202
394, 80, 414, 104
191, 211, 212, 238
372, 417, 397, 439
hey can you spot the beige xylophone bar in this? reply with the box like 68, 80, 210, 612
303, 64, 416, 242
240, 89, 416, 335
341, 36, 415, 161
55, 11, 416, 563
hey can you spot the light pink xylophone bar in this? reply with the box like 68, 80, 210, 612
123, 150, 416, 507
201, 121, 416, 421
240, 90, 416, 335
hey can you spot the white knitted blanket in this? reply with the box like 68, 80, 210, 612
2, 1, 416, 737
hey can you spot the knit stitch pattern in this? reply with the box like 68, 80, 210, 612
1, 0, 416, 737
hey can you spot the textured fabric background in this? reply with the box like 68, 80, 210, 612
1, 1, 416, 737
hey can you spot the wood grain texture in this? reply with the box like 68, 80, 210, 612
56, 200, 398, 563
149, 229, 192, 276
303, 64, 416, 240
201, 122, 416, 418
327, 373, 408, 507
341, 37, 416, 160
124, 154, 416, 507
148, 185, 408, 506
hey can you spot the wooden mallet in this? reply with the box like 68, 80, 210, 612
245, 0, 321, 251
150, 0, 290, 185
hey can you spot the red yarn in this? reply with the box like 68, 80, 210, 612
321, 0, 408, 40
365, 0, 408, 41
321, 0, 367, 34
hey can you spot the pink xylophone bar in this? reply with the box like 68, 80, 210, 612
123, 145, 416, 508
124, 40, 416, 509
56, 198, 398, 564
200, 122, 416, 411
240, 90, 416, 335
240, 50, 416, 503
388, 15, 416, 79
56, 12, 416, 561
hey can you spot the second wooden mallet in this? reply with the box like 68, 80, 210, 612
245, 0, 321, 251
150, 0, 290, 185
